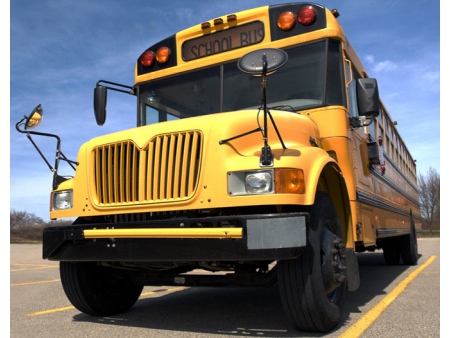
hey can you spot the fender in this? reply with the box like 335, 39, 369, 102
298, 146, 359, 290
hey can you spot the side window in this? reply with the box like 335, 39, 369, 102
345, 60, 358, 118
325, 39, 345, 106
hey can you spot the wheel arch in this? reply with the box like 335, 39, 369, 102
318, 162, 354, 248
303, 151, 353, 248
303, 155, 360, 291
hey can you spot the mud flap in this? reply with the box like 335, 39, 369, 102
345, 248, 360, 291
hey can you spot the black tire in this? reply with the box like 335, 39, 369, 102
400, 217, 419, 265
382, 238, 401, 265
60, 261, 143, 316
277, 192, 347, 333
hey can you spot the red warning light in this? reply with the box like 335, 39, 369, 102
141, 50, 156, 67
297, 6, 316, 26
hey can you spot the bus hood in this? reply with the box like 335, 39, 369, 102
85, 109, 320, 156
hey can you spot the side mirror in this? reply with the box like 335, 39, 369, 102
356, 78, 380, 117
25, 104, 43, 130
94, 85, 107, 126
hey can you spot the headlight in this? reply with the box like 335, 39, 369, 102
245, 171, 273, 193
52, 190, 73, 210
228, 170, 274, 196
228, 169, 305, 196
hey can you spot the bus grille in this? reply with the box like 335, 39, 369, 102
93, 131, 202, 205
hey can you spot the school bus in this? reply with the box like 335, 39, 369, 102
16, 2, 421, 333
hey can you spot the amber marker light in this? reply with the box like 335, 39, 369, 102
156, 46, 171, 63
227, 14, 237, 22
275, 169, 305, 194
201, 22, 211, 29
277, 11, 296, 31
140, 50, 156, 67
214, 18, 223, 26
297, 5, 317, 26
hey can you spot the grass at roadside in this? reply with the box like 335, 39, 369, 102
417, 231, 440, 238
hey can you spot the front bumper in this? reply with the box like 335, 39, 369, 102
43, 212, 308, 262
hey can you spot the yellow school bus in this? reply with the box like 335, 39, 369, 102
16, 2, 421, 333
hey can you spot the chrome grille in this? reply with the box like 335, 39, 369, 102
93, 131, 202, 205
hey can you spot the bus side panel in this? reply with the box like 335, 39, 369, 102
360, 207, 376, 246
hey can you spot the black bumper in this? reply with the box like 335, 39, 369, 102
43, 212, 308, 262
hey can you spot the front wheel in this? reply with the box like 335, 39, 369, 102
60, 261, 143, 316
277, 192, 348, 333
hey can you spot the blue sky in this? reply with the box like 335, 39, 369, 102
9, 1, 441, 222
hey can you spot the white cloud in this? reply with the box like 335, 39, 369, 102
373, 60, 398, 73
364, 55, 375, 64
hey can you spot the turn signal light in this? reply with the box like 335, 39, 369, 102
277, 11, 296, 31
275, 169, 305, 194
156, 47, 171, 63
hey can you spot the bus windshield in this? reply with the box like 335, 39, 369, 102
140, 39, 344, 124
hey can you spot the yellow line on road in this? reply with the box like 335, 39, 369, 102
28, 306, 75, 316
26, 286, 187, 316
11, 279, 60, 287
339, 255, 437, 338
141, 286, 186, 297
11, 265, 58, 272
11, 263, 57, 267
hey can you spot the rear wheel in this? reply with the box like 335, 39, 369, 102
400, 217, 419, 265
60, 261, 143, 316
277, 192, 347, 333
382, 238, 401, 265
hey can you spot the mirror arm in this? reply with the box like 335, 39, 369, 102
16, 105, 79, 190
16, 120, 57, 173
260, 54, 273, 166
15, 116, 28, 133
362, 115, 374, 127
219, 127, 261, 145
267, 110, 286, 149
25, 133, 55, 173
96, 80, 136, 95
57, 149, 78, 171
224, 48, 288, 167
19, 127, 79, 182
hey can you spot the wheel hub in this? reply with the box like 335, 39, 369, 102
321, 227, 347, 295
